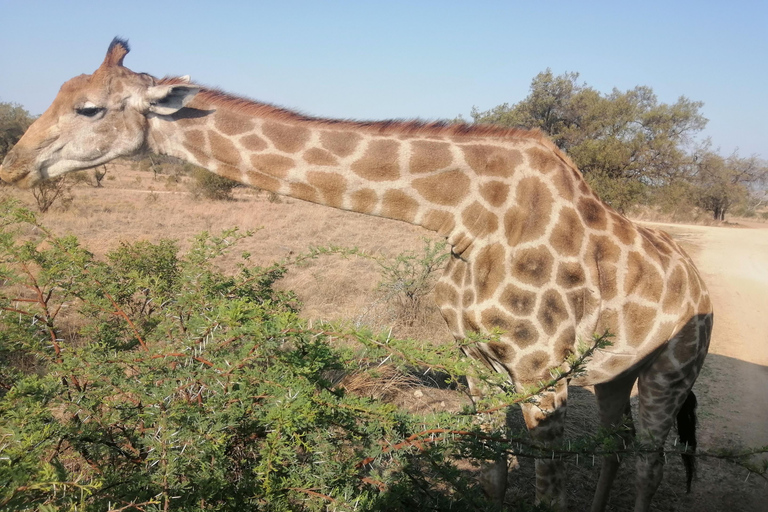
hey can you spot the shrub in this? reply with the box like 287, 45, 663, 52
375, 238, 449, 326
188, 166, 238, 201
0, 203, 509, 512
31, 176, 73, 212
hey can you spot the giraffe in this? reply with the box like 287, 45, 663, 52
0, 39, 712, 511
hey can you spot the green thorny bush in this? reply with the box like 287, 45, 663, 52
0, 202, 501, 512
2, 202, 763, 512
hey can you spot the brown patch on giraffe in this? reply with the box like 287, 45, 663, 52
554, 327, 576, 363
249, 154, 295, 178
409, 140, 452, 174
462, 145, 523, 176
578, 196, 608, 230
183, 129, 210, 166
244, 170, 281, 192
262, 121, 310, 153
651, 349, 683, 376
688, 266, 702, 303
550, 165, 577, 201
440, 308, 459, 334
556, 262, 586, 289
462, 289, 475, 308
421, 209, 456, 236
381, 190, 420, 223
350, 139, 401, 181
642, 227, 674, 256
184, 129, 206, 149
434, 282, 460, 308
412, 169, 471, 206
350, 189, 378, 214
503, 176, 554, 245
462, 311, 481, 333
595, 308, 621, 341
517, 350, 550, 381
587, 234, 622, 301
601, 355, 629, 376
288, 182, 318, 203
209, 130, 242, 167
479, 181, 510, 208
610, 213, 636, 245
306, 171, 347, 208
673, 321, 699, 364
512, 245, 555, 287
500, 283, 536, 316
451, 232, 472, 256
550, 207, 585, 257
480, 306, 512, 332
215, 163, 244, 183
537, 289, 569, 336
625, 251, 663, 301
565, 290, 585, 322
215, 113, 255, 136
462, 201, 499, 239
240, 134, 268, 152
450, 259, 467, 287
624, 302, 658, 347
525, 146, 561, 174
473, 243, 505, 302
303, 147, 339, 166
487, 341, 514, 363
638, 227, 672, 266
510, 319, 540, 348
320, 130, 362, 157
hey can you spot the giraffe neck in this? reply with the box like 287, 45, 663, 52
147, 84, 586, 254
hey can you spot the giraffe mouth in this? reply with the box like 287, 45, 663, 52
0, 168, 37, 189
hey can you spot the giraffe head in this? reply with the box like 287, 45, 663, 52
0, 38, 199, 187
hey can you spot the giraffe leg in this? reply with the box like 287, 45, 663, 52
520, 380, 568, 510
633, 358, 701, 511
590, 372, 638, 512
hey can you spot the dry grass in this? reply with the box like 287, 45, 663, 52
0, 161, 453, 344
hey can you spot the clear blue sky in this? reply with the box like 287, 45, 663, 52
0, 0, 765, 158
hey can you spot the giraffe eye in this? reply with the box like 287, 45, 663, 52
75, 106, 105, 118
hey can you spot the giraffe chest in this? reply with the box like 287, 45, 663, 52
434, 252, 594, 382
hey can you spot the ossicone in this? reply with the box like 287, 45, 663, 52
102, 37, 130, 68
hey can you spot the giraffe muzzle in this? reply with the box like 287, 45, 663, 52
0, 150, 36, 188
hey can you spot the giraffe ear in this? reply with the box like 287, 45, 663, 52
145, 84, 200, 115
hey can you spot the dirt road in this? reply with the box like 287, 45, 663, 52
647, 220, 768, 510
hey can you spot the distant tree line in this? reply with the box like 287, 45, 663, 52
471, 70, 768, 219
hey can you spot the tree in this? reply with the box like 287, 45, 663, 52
471, 70, 708, 212
691, 146, 768, 220
0, 102, 35, 161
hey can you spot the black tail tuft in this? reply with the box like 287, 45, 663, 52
677, 391, 698, 493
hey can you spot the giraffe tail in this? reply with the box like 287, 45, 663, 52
676, 391, 698, 493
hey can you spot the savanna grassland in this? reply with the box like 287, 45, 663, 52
1, 161, 766, 511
